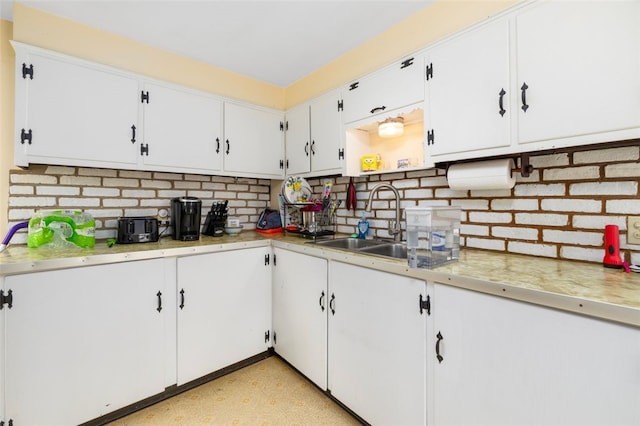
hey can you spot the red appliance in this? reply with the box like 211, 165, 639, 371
603, 224, 623, 268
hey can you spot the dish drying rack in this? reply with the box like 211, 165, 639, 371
279, 197, 337, 240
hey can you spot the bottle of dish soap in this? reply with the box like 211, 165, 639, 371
357, 212, 369, 239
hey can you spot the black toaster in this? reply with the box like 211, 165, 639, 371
117, 216, 159, 244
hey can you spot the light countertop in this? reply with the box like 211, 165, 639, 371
1, 232, 639, 327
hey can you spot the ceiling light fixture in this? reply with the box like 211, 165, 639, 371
378, 117, 404, 138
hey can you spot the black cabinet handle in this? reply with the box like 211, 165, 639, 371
156, 291, 163, 313
226, 139, 230, 155
179, 288, 185, 310
498, 88, 506, 117
370, 106, 386, 114
311, 140, 316, 155
319, 290, 325, 312
520, 82, 529, 112
131, 125, 136, 143
329, 293, 336, 315
215, 137, 220, 154
305, 141, 309, 156
436, 331, 444, 363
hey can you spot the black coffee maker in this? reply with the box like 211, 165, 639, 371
171, 197, 202, 241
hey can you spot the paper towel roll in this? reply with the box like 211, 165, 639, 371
447, 158, 516, 190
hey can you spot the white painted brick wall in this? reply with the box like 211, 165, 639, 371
515, 213, 568, 226
7, 141, 640, 264
492, 226, 538, 241
8, 168, 270, 240
508, 242, 557, 258
543, 229, 603, 246
540, 199, 601, 213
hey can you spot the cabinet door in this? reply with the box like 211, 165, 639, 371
142, 82, 223, 173
284, 103, 311, 175
14, 47, 139, 169
4, 259, 170, 425
341, 56, 424, 124
426, 19, 511, 161
223, 102, 285, 179
176, 247, 271, 385
430, 283, 640, 426
328, 262, 427, 425
272, 248, 328, 388
516, 1, 640, 146
310, 89, 343, 176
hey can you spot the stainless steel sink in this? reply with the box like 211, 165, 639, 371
311, 238, 387, 250
359, 243, 407, 259
310, 238, 407, 260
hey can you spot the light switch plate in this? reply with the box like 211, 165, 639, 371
627, 216, 640, 245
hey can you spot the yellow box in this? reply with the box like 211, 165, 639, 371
361, 154, 380, 172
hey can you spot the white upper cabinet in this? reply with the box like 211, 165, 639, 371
515, 0, 640, 148
425, 18, 512, 162
13, 42, 139, 169
285, 89, 343, 177
284, 102, 311, 176
141, 81, 223, 173
341, 55, 424, 125
223, 102, 285, 179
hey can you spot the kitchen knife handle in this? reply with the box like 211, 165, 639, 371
319, 290, 325, 312
329, 293, 336, 315
226, 139, 230, 155
156, 291, 163, 313
179, 288, 185, 309
436, 331, 444, 363
520, 82, 529, 112
498, 88, 506, 117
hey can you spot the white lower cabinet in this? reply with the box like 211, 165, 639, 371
176, 247, 272, 385
272, 248, 328, 388
428, 283, 640, 426
328, 262, 428, 425
2, 258, 174, 426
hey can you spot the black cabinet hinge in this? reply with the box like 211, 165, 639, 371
426, 63, 434, 81
338, 148, 344, 160
140, 143, 149, 156
349, 82, 359, 91
337, 100, 344, 111
264, 254, 270, 265
280, 121, 285, 131
1, 419, 15, 426
400, 57, 414, 69
426, 129, 435, 146
1, 289, 13, 310
279, 160, 284, 169
20, 128, 32, 145
22, 62, 34, 79
141, 90, 150, 103
419, 294, 430, 315
264, 330, 270, 343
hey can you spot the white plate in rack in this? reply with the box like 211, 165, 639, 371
281, 176, 313, 204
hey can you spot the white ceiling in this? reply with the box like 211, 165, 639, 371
1, 0, 432, 87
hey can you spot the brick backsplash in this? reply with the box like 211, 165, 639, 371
307, 142, 640, 264
7, 142, 640, 265
8, 165, 271, 243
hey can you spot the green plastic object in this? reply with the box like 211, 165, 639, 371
27, 210, 95, 248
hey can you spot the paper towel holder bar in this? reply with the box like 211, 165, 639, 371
514, 154, 534, 178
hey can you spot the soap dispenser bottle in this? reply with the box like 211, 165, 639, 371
357, 212, 369, 239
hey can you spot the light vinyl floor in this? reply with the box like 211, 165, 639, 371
108, 356, 361, 425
